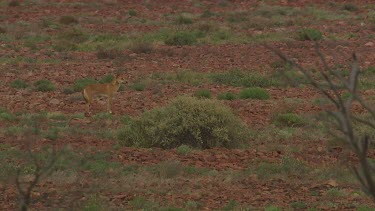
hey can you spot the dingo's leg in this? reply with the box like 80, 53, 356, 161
107, 96, 113, 114
83, 89, 92, 116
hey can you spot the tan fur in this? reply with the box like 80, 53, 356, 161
82, 75, 123, 115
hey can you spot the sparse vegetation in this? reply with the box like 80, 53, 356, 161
0, 1, 373, 209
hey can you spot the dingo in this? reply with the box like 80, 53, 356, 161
82, 74, 123, 115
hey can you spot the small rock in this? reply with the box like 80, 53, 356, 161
365, 42, 374, 47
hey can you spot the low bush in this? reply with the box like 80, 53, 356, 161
176, 15, 193, 25
128, 9, 137, 16
165, 32, 197, 46
273, 113, 306, 127
8, 0, 20, 7
59, 16, 79, 25
217, 92, 237, 100
297, 28, 323, 41
238, 87, 270, 100
34, 80, 55, 92
194, 89, 211, 99
176, 145, 193, 155
57, 28, 88, 43
0, 110, 16, 122
128, 40, 154, 54
0, 27, 6, 34
342, 4, 358, 12
99, 74, 114, 84
118, 96, 249, 149
96, 47, 123, 59
73, 78, 96, 92
210, 69, 276, 87
130, 81, 146, 91
10, 79, 29, 89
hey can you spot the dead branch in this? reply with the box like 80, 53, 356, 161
265, 43, 375, 202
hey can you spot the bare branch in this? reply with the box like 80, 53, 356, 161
267, 42, 375, 202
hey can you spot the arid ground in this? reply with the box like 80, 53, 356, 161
1, 0, 375, 210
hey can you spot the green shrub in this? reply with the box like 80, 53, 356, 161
73, 78, 96, 92
290, 201, 307, 209
8, 0, 20, 7
165, 32, 197, 46
128, 40, 154, 54
10, 79, 29, 89
82, 195, 105, 211
217, 92, 237, 100
130, 82, 146, 91
194, 89, 211, 99
265, 205, 282, 211
153, 160, 183, 179
298, 28, 323, 41
273, 113, 306, 127
58, 28, 88, 43
342, 4, 358, 12
52, 40, 77, 52
227, 12, 248, 23
210, 70, 275, 87
238, 87, 270, 100
176, 15, 193, 24
201, 10, 216, 18
99, 74, 114, 84
176, 145, 193, 155
59, 16, 79, 25
96, 47, 123, 59
0, 112, 16, 122
118, 96, 249, 149
365, 66, 375, 74
128, 9, 137, 16
33, 80, 55, 92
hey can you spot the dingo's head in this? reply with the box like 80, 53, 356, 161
113, 74, 124, 84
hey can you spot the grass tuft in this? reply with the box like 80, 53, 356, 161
298, 28, 323, 41
165, 31, 198, 46
10, 79, 29, 89
194, 89, 211, 99
238, 87, 270, 100
217, 92, 237, 100
33, 80, 55, 92
273, 113, 306, 127
59, 16, 79, 25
